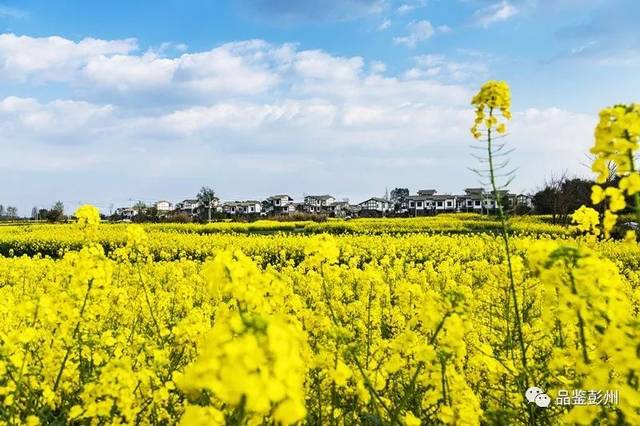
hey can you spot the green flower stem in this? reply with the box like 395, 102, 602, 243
487, 108, 528, 379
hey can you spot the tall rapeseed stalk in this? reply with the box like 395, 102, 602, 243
470, 81, 528, 381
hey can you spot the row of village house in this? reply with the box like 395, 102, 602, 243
114, 188, 532, 219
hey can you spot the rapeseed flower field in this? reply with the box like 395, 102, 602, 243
0, 212, 639, 425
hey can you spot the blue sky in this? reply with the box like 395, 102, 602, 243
0, 0, 638, 214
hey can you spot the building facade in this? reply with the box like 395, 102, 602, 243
265, 195, 295, 214
358, 197, 392, 213
303, 195, 335, 213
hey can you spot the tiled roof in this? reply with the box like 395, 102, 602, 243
360, 197, 389, 203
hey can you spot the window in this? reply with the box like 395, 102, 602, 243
446, 201, 452, 207
474, 201, 481, 206
410, 201, 415, 207
417, 201, 423, 207
437, 201, 443, 207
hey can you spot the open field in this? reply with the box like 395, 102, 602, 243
1, 214, 639, 425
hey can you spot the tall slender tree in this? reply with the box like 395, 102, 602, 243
197, 187, 217, 222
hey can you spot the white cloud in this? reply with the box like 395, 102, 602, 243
293, 50, 363, 81
370, 60, 387, 73
396, 0, 427, 15
152, 100, 338, 136
513, 108, 594, 154
394, 20, 434, 48
570, 40, 597, 55
404, 54, 488, 81
83, 53, 177, 91
173, 42, 282, 95
0, 35, 288, 99
378, 18, 391, 30
84, 39, 286, 97
0, 96, 116, 150
0, 33, 137, 82
474, 1, 518, 28
397, 4, 415, 14
509, 108, 596, 185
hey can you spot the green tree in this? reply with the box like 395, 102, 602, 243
532, 175, 594, 223
197, 187, 217, 222
47, 201, 65, 222
390, 188, 409, 211
133, 205, 159, 223
133, 201, 147, 215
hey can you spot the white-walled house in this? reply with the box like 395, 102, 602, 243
404, 191, 469, 214
328, 200, 353, 217
456, 188, 484, 212
433, 195, 457, 212
265, 195, 295, 214
515, 194, 533, 209
303, 195, 335, 213
455, 188, 520, 213
155, 200, 173, 212
358, 197, 392, 213
114, 207, 136, 219
223, 201, 262, 215
176, 199, 199, 215
404, 195, 435, 214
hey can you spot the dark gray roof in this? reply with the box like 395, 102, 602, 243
462, 194, 482, 200
360, 197, 389, 203
433, 194, 456, 200
464, 188, 484, 194
224, 200, 260, 207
